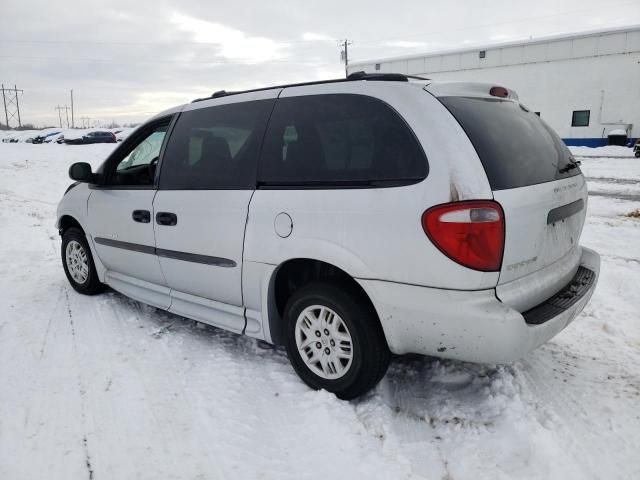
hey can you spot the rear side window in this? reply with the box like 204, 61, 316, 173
440, 97, 580, 190
258, 94, 427, 187
159, 99, 275, 189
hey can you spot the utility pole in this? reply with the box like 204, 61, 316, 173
14, 85, 21, 127
70, 89, 75, 128
338, 39, 353, 78
55, 105, 63, 128
1, 85, 6, 128
1, 84, 24, 128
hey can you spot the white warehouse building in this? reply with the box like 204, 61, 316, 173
349, 25, 640, 146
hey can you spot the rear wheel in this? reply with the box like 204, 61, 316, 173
635, 150, 640, 158
61, 227, 105, 295
284, 282, 390, 399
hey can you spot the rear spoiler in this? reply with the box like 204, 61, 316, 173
424, 82, 519, 101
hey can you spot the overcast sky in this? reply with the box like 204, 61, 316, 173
1, 0, 639, 127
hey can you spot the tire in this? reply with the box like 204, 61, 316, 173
61, 227, 105, 295
635, 151, 640, 158
284, 282, 390, 400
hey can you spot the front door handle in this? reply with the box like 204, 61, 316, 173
132, 209, 151, 223
156, 212, 178, 226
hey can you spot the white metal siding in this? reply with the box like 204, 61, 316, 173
350, 26, 640, 141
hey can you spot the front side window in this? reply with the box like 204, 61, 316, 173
105, 123, 168, 186
571, 110, 590, 127
159, 99, 275, 190
258, 94, 428, 187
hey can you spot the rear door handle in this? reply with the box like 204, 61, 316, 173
156, 212, 178, 226
132, 210, 151, 223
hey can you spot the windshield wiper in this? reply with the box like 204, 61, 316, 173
559, 158, 581, 173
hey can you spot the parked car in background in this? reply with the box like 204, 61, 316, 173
64, 130, 117, 145
115, 127, 135, 142
57, 73, 600, 399
1, 130, 39, 143
33, 130, 61, 144
634, 139, 640, 158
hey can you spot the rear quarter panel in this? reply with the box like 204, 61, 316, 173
245, 82, 498, 290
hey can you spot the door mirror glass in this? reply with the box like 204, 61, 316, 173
69, 162, 96, 183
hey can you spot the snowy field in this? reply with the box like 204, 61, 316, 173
0, 142, 639, 480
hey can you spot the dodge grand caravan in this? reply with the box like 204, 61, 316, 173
57, 72, 600, 399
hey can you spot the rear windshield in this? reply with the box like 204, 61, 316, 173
439, 96, 580, 190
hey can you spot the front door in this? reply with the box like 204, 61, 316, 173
153, 94, 276, 332
88, 118, 172, 308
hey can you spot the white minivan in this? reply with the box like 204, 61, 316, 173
57, 73, 600, 399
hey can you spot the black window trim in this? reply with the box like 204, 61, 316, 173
156, 99, 277, 191
90, 114, 177, 190
571, 109, 590, 127
255, 93, 429, 190
437, 95, 581, 191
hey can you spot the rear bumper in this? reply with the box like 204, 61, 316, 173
357, 246, 600, 363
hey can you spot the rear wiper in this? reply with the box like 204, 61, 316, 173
559, 158, 581, 173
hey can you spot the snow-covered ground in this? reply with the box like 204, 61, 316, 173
1, 143, 639, 480
569, 145, 636, 158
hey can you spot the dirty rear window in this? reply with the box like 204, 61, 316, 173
439, 96, 580, 190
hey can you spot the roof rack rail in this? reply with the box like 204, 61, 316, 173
191, 72, 429, 103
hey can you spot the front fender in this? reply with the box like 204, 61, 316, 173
56, 184, 106, 281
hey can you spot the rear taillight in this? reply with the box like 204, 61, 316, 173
422, 201, 505, 271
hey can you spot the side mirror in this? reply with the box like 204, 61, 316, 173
69, 162, 97, 183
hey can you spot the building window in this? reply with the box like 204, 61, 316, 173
535, 112, 541, 116
479, 50, 486, 59
571, 110, 590, 127
375, 63, 381, 71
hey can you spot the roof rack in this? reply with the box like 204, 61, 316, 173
191, 72, 430, 103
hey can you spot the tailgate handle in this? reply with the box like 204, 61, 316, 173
547, 199, 584, 224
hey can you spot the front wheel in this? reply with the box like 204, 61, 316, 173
635, 150, 640, 158
284, 282, 390, 400
61, 227, 105, 295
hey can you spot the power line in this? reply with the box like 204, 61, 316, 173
1, 84, 23, 128
0, 55, 335, 67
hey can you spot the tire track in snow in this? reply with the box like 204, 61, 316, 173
518, 344, 640, 480
64, 288, 95, 480
39, 285, 65, 359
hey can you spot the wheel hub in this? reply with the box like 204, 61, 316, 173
294, 305, 354, 380
65, 240, 89, 284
